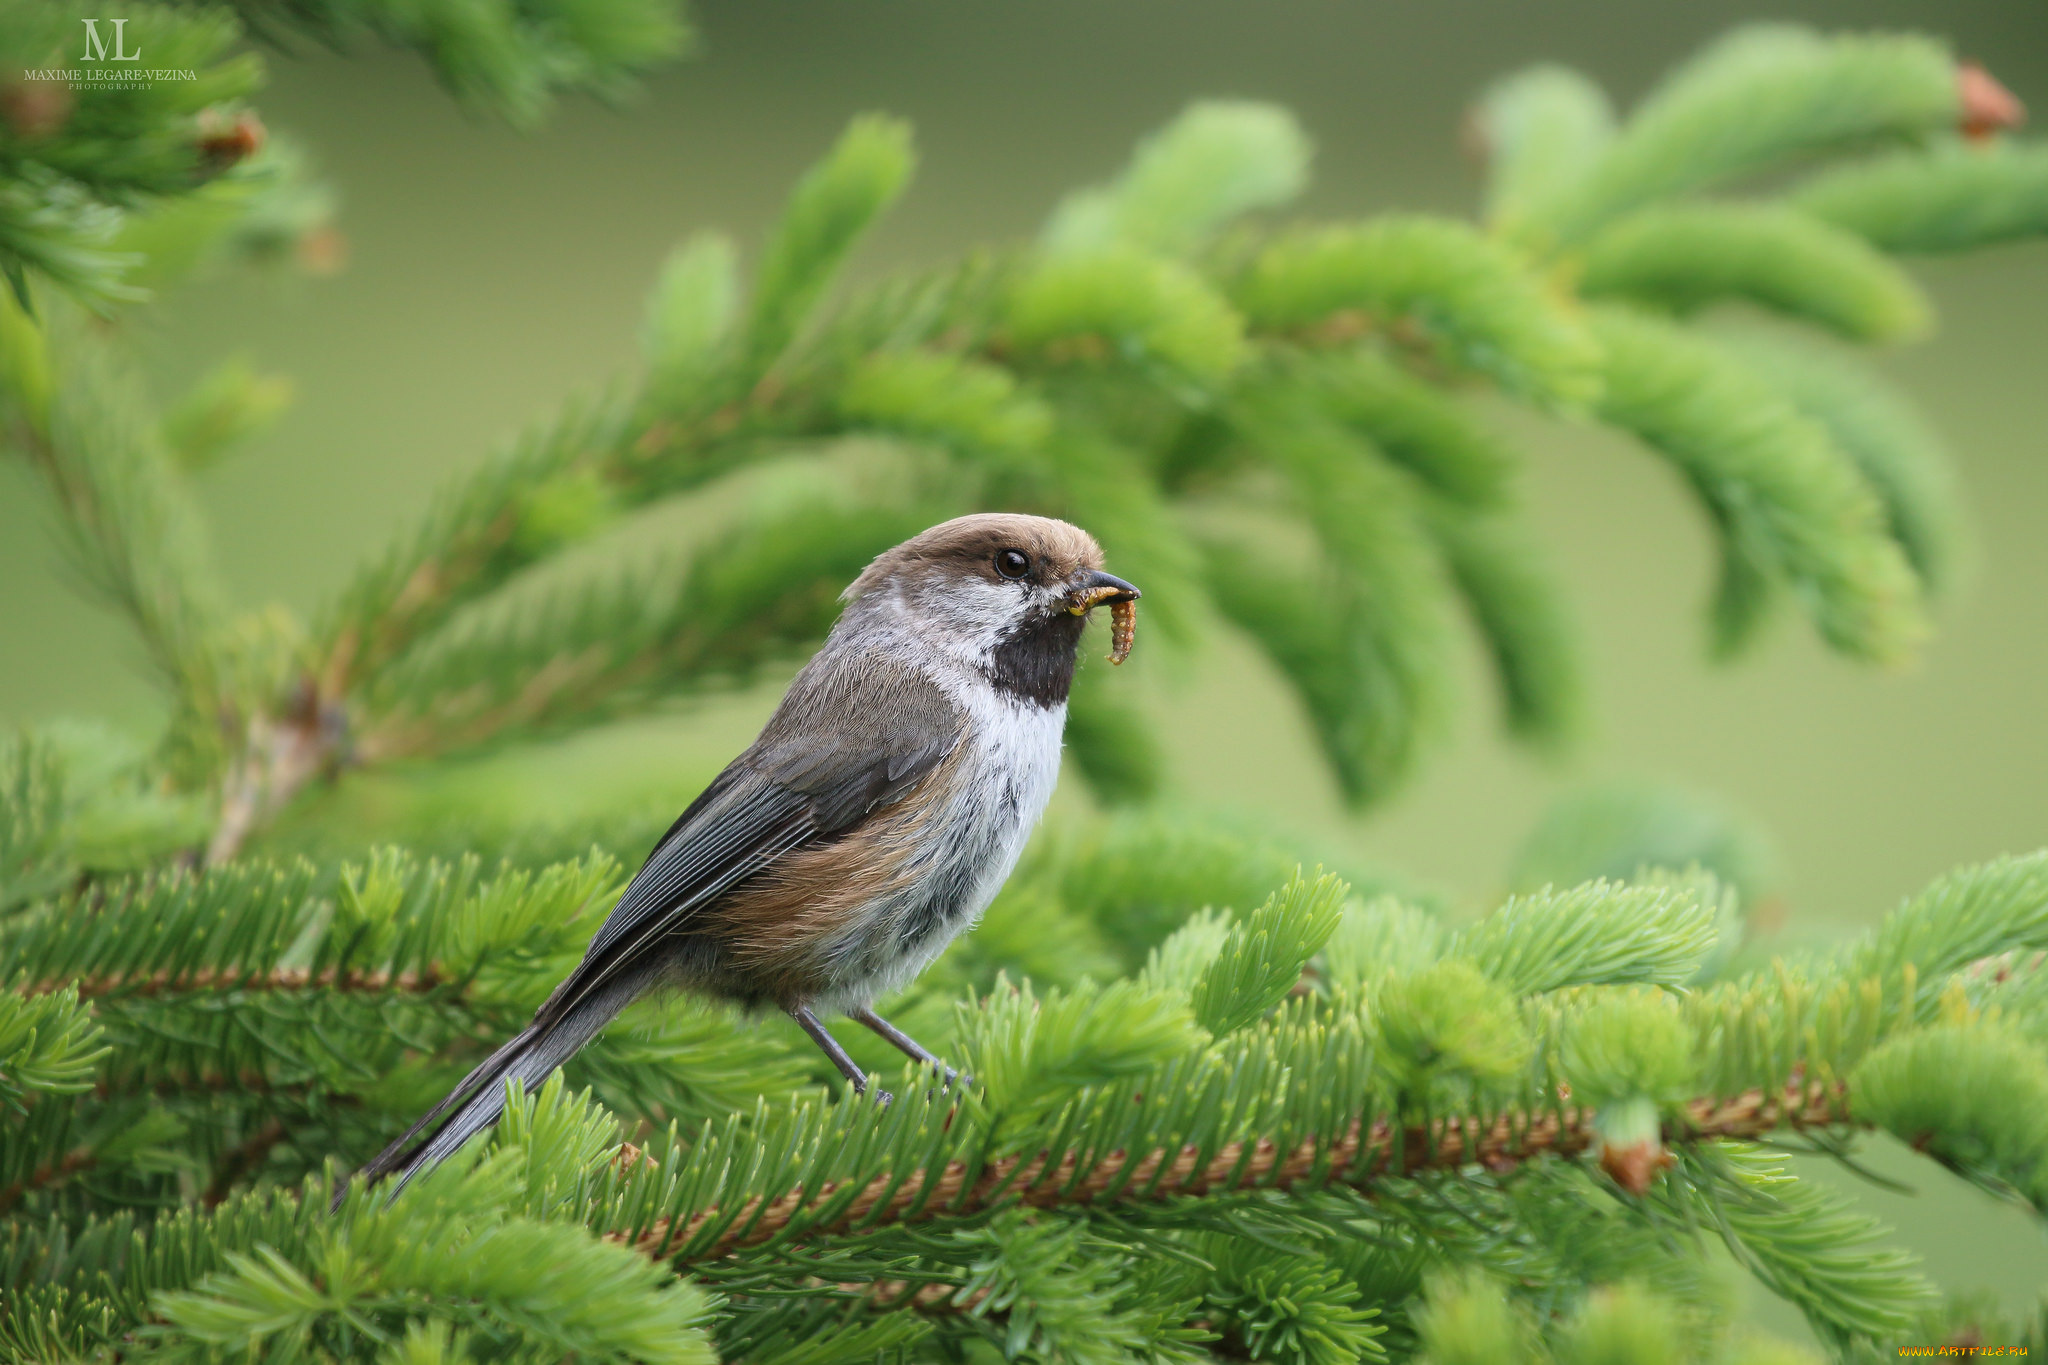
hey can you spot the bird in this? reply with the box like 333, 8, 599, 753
343, 512, 1140, 1200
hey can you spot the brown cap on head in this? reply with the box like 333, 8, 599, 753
844, 513, 1105, 601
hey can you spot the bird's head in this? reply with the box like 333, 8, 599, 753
842, 513, 1140, 685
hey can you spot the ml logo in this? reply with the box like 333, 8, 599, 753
79, 18, 141, 62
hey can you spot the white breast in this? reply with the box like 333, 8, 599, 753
950, 684, 1067, 911
813, 669, 1067, 1012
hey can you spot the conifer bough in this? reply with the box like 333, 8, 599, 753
5, 10, 2048, 1363
5, 16, 2044, 849
10, 852, 2048, 1360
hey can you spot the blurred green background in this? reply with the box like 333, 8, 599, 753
2, 0, 2045, 1333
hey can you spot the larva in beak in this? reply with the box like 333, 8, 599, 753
1066, 571, 1142, 665
1107, 597, 1136, 665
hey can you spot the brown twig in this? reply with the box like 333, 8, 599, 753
842, 1280, 994, 1314
23, 962, 446, 1001
205, 680, 344, 866
0, 1144, 99, 1214
203, 1118, 290, 1208
620, 1081, 1846, 1266
94, 1074, 369, 1109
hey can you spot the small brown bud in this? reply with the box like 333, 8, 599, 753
1958, 61, 2026, 141
612, 1142, 657, 1174
1598, 1137, 1674, 1195
198, 110, 266, 170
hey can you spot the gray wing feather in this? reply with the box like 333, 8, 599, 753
349, 645, 967, 1201
537, 652, 964, 1024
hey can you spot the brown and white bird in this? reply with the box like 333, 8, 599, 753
347, 513, 1139, 1198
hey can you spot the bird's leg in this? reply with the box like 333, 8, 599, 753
852, 1007, 961, 1088
787, 1003, 891, 1104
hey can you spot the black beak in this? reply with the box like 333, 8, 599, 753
1066, 570, 1141, 614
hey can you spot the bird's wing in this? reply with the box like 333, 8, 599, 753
535, 652, 963, 1024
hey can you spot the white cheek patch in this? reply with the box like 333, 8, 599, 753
911, 578, 1021, 659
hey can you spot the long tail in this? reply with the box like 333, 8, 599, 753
335, 968, 648, 1208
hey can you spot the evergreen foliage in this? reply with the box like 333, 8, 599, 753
215, 0, 690, 125
13, 800, 2048, 1360
0, 1, 332, 313
7, 15, 2045, 831
4, 9, 2048, 1363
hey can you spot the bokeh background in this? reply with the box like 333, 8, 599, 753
2, 0, 2045, 1337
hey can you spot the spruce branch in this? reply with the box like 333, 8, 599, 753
217, 0, 693, 127
1523, 25, 1968, 244
1473, 65, 1615, 234
110, 135, 340, 299
1453, 878, 1719, 995
1795, 140, 2048, 254
1675, 1142, 1938, 1348
1578, 203, 1932, 343
313, 391, 636, 705
1215, 391, 1463, 803
0, 300, 232, 704
355, 495, 945, 763
1045, 100, 1312, 259
0, 731, 74, 915
0, 986, 105, 1110
14, 846, 2048, 1358
127, 35, 2036, 848
1, 23, 2035, 856
623, 1087, 1847, 1271
1715, 327, 1966, 595
1292, 351, 1515, 510
1424, 508, 1581, 750
0, 2, 268, 310
9, 19, 2048, 1358
1849, 850, 2048, 987
556, 839, 2047, 1272
0, 724, 219, 908
0, 847, 836, 1213
743, 114, 916, 378
1587, 305, 1927, 664
1230, 216, 1602, 407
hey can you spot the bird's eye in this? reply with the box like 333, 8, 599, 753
994, 549, 1031, 580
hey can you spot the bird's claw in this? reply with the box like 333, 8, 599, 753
921, 1068, 971, 1103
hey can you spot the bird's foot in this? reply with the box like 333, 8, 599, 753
846, 1073, 894, 1107
920, 1068, 971, 1103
